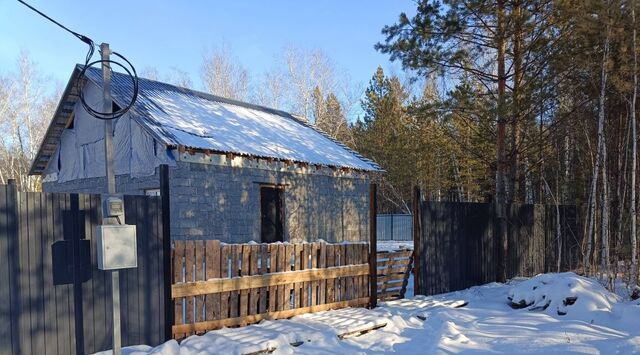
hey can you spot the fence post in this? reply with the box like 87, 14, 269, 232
160, 164, 173, 340
412, 186, 422, 295
369, 183, 377, 308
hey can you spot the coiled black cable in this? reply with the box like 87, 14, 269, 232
77, 51, 139, 120
18, 0, 139, 120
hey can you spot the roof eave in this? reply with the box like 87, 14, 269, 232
173, 144, 382, 173
29, 66, 83, 176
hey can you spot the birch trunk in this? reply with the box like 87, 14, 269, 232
601, 139, 612, 289
630, 1, 639, 293
585, 21, 610, 276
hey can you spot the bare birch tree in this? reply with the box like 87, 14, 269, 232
282, 47, 337, 121
201, 45, 249, 100
253, 68, 288, 110
0, 52, 58, 191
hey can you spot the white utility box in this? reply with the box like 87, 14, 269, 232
96, 224, 138, 270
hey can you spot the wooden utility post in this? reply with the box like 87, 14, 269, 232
101, 42, 121, 355
369, 183, 377, 308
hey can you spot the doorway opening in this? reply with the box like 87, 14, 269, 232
260, 186, 284, 243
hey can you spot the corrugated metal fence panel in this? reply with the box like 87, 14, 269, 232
416, 202, 582, 296
376, 214, 413, 241
0, 185, 168, 355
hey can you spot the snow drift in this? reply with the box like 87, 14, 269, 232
507, 272, 620, 319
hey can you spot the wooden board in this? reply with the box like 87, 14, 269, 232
172, 264, 370, 297
172, 297, 369, 335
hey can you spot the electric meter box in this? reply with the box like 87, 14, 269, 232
96, 224, 138, 270
103, 195, 125, 218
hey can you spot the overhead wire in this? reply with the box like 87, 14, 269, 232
17, 0, 139, 120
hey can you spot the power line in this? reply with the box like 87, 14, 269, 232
17, 0, 138, 120
17, 0, 94, 46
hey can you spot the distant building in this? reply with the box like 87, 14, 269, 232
30, 65, 381, 243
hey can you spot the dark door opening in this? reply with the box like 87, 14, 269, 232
260, 186, 284, 243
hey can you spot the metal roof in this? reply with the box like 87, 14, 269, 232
30, 65, 381, 175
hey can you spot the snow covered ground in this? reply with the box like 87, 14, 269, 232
95, 272, 640, 355
376, 240, 413, 252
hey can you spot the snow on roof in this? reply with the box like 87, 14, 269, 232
83, 66, 380, 171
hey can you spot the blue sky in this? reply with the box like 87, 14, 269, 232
0, 0, 416, 96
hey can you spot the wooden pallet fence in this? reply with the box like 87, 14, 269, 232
376, 250, 413, 301
171, 241, 370, 338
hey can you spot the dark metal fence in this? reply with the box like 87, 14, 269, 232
414, 201, 582, 296
377, 214, 412, 241
0, 183, 170, 355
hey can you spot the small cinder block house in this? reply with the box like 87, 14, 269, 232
30, 65, 380, 243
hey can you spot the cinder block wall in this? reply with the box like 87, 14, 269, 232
42, 173, 160, 196
43, 161, 370, 243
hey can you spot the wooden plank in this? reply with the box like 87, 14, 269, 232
293, 244, 303, 308
377, 280, 405, 289
377, 258, 413, 268
338, 244, 346, 301
318, 243, 326, 305
310, 243, 319, 306
400, 255, 413, 298
230, 245, 240, 318
357, 244, 364, 299
377, 251, 413, 259
220, 244, 231, 320
279, 243, 289, 310
344, 244, 353, 301
378, 290, 403, 299
378, 266, 413, 275
173, 240, 185, 339
249, 244, 259, 316
355, 244, 362, 300
172, 264, 370, 298
302, 243, 310, 307
259, 244, 268, 314
172, 297, 369, 335
337, 323, 387, 340
205, 240, 221, 321
376, 274, 410, 283
195, 240, 205, 325
184, 240, 196, 336
240, 244, 251, 320
359, 244, 364, 300
268, 244, 278, 312
326, 244, 336, 303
